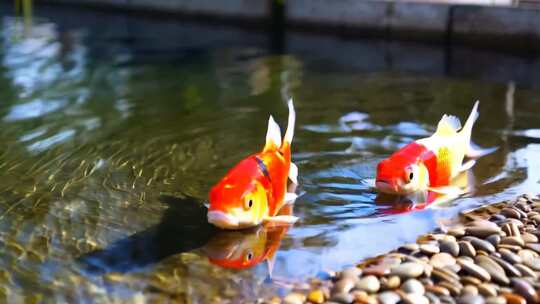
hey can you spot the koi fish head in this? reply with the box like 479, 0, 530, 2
208, 159, 270, 230
376, 156, 429, 195
206, 227, 268, 269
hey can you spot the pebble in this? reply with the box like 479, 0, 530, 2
499, 248, 522, 264
485, 296, 506, 304
489, 255, 522, 277
330, 292, 353, 304
458, 259, 491, 281
521, 233, 538, 243
340, 267, 361, 280
466, 226, 502, 238
486, 235, 501, 247
461, 276, 482, 286
420, 243, 440, 255
477, 283, 498, 297
380, 276, 400, 290
474, 256, 510, 285
362, 264, 390, 276
459, 241, 477, 257
390, 262, 423, 278
501, 236, 524, 247
307, 289, 325, 304
457, 294, 485, 304
400, 243, 419, 252
501, 293, 526, 304
333, 278, 355, 294
283, 292, 306, 304
449, 227, 466, 237
426, 285, 451, 296
525, 243, 540, 254
510, 278, 538, 303
431, 253, 456, 268
501, 208, 521, 219
440, 240, 460, 257
378, 291, 400, 304
462, 285, 479, 296
513, 264, 537, 279
401, 279, 425, 295
401, 293, 429, 304
355, 275, 380, 293
439, 281, 462, 296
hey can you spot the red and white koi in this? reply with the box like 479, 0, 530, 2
376, 101, 495, 195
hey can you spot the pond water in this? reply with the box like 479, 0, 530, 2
1, 4, 540, 303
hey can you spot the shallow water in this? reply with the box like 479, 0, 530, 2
1, 4, 540, 303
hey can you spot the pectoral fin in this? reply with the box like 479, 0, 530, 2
284, 192, 298, 203
428, 186, 465, 197
289, 162, 298, 184
263, 215, 299, 224
459, 159, 476, 173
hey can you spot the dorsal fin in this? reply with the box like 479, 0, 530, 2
435, 114, 461, 136
264, 115, 281, 152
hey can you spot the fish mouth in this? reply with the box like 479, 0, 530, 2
375, 179, 400, 194
207, 211, 240, 229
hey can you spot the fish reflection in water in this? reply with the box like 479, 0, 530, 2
375, 169, 476, 215
78, 196, 292, 277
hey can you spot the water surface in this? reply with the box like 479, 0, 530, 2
1, 5, 540, 303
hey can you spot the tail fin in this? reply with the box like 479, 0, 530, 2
282, 98, 295, 147
461, 101, 495, 158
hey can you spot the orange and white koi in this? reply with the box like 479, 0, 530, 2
376, 101, 495, 195
207, 100, 298, 229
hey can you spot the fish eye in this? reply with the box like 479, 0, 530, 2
244, 198, 254, 210
246, 251, 253, 261
405, 167, 415, 183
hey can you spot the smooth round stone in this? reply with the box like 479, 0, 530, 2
461, 276, 482, 286
485, 296, 506, 304
426, 285, 450, 296
489, 255, 522, 277
466, 226, 502, 238
401, 279, 425, 295
501, 208, 521, 219
449, 227, 466, 237
511, 278, 538, 303
390, 262, 423, 278
523, 257, 540, 271
475, 255, 510, 285
421, 243, 440, 255
525, 243, 540, 254
459, 241, 477, 257
440, 240, 460, 257
501, 236, 525, 247
283, 292, 306, 304
381, 276, 400, 290
457, 259, 491, 282
340, 267, 361, 280
355, 275, 380, 293
401, 293, 429, 304
499, 248, 522, 264
471, 238, 497, 253
486, 235, 501, 247
378, 291, 401, 304
457, 294, 485, 304
330, 292, 353, 304
518, 249, 538, 261
400, 243, 419, 252
425, 292, 441, 304
363, 264, 391, 276
502, 293, 526, 304
307, 289, 325, 304
462, 285, 479, 296
522, 233, 538, 243
440, 295, 459, 304
333, 278, 355, 294
430, 253, 456, 268
439, 281, 463, 296
514, 263, 537, 278
478, 283, 498, 297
